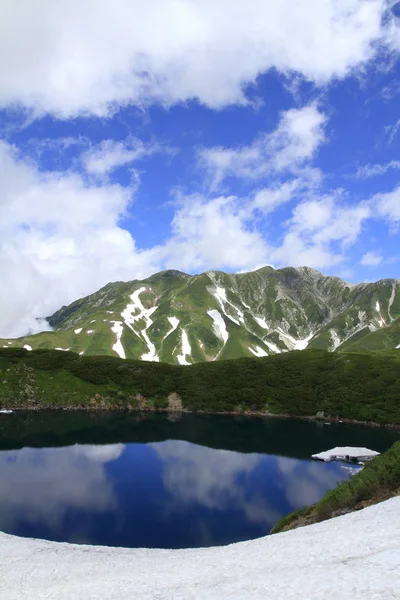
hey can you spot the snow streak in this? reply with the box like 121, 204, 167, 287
177, 329, 191, 365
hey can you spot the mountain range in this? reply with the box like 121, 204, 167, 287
1, 266, 399, 363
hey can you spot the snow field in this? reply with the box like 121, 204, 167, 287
121, 287, 159, 362
163, 317, 180, 341
110, 321, 125, 359
0, 498, 399, 599
207, 310, 228, 344
177, 329, 192, 365
248, 346, 268, 357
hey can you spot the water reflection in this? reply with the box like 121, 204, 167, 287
0, 444, 124, 540
152, 440, 281, 527
0, 437, 354, 548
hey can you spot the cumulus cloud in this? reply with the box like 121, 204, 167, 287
157, 193, 269, 272
199, 105, 326, 188
374, 185, 400, 222
81, 138, 171, 176
270, 195, 371, 268
0, 141, 159, 337
0, 0, 393, 118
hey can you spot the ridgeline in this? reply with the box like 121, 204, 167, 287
1, 347, 399, 425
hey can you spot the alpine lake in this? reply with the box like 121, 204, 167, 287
0, 411, 398, 549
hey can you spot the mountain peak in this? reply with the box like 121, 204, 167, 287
3, 267, 398, 361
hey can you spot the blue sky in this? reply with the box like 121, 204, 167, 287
0, 0, 399, 336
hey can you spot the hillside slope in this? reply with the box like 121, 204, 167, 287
1, 266, 399, 364
1, 347, 400, 425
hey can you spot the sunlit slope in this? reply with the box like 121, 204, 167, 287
2, 267, 399, 363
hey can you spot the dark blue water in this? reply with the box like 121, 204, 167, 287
0, 412, 398, 548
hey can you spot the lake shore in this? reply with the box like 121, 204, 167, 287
2, 404, 400, 430
0, 497, 399, 600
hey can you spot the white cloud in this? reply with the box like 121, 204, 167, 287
0, 1, 393, 118
157, 193, 269, 272
199, 105, 326, 188
81, 138, 169, 176
374, 185, 400, 222
360, 251, 383, 266
355, 160, 400, 178
269, 195, 371, 268
0, 141, 159, 337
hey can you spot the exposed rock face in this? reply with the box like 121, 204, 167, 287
167, 392, 183, 412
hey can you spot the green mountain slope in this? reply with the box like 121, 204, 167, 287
1, 266, 399, 363
1, 347, 400, 425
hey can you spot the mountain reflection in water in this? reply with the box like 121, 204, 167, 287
0, 412, 398, 548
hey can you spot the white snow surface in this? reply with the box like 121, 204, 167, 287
248, 345, 268, 357
23, 345, 32, 351
388, 285, 396, 321
211, 285, 243, 326
177, 329, 191, 365
207, 310, 228, 344
121, 287, 159, 362
163, 316, 180, 341
375, 301, 386, 327
277, 328, 313, 350
55, 347, 70, 352
254, 316, 269, 330
86, 330, 94, 334
264, 340, 281, 354
330, 329, 341, 350
0, 498, 399, 599
312, 446, 380, 462
74, 328, 82, 334
110, 321, 125, 359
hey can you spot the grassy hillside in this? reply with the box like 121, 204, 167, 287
1, 347, 399, 424
272, 440, 400, 533
1, 268, 398, 363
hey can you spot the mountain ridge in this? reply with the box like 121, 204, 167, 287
1, 265, 399, 362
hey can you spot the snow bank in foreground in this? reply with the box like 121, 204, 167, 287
312, 446, 380, 462
0, 498, 399, 599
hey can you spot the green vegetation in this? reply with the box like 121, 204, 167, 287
272, 440, 400, 533
0, 347, 399, 425
0, 268, 398, 363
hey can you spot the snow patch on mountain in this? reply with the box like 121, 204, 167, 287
265, 341, 281, 353
210, 285, 244, 326
249, 345, 268, 357
207, 310, 228, 344
375, 301, 386, 328
276, 328, 313, 350
111, 321, 125, 359
121, 287, 159, 362
74, 328, 82, 334
23, 344, 32, 351
254, 317, 269, 330
86, 330, 94, 334
330, 329, 341, 350
177, 329, 191, 365
163, 317, 179, 341
388, 285, 396, 322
